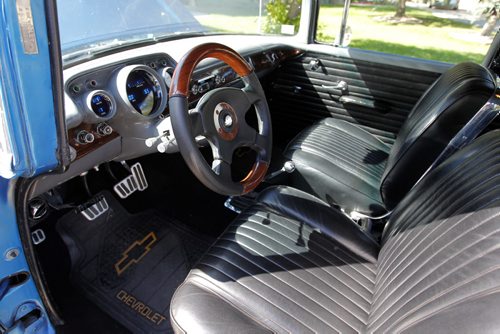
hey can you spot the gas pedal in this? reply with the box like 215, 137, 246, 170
31, 229, 46, 245
79, 195, 109, 221
131, 162, 148, 190
113, 163, 148, 199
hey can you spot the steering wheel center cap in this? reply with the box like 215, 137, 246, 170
224, 114, 233, 127
214, 102, 239, 141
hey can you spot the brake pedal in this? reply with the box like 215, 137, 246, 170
113, 162, 148, 199
79, 195, 109, 221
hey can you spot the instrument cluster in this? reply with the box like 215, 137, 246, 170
66, 53, 175, 159
67, 54, 174, 122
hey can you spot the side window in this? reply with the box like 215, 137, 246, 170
316, 1, 495, 64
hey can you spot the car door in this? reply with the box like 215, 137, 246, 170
0, 0, 64, 332
269, 46, 451, 145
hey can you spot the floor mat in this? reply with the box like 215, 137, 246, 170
56, 191, 210, 333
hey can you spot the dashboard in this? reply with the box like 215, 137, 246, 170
30, 37, 303, 197
65, 45, 302, 161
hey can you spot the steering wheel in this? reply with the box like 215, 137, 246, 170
169, 43, 272, 196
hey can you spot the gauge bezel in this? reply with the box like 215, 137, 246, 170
116, 65, 168, 119
85, 90, 116, 122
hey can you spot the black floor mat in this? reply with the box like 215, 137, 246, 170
56, 191, 210, 333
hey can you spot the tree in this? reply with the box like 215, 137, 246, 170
265, 0, 302, 34
395, 0, 406, 18
481, 2, 499, 36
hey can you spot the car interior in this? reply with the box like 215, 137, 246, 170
17, 3, 500, 332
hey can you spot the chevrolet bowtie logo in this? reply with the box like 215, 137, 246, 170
115, 232, 157, 276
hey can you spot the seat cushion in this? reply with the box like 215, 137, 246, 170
171, 131, 500, 333
285, 118, 390, 216
170, 186, 379, 333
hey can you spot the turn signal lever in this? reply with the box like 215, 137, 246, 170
145, 130, 176, 153
265, 161, 295, 182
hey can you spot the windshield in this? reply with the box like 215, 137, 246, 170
57, 0, 301, 60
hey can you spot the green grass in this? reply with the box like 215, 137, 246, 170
189, 3, 490, 64
349, 39, 485, 64
317, 5, 489, 63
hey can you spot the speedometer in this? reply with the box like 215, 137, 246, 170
116, 65, 168, 118
126, 70, 161, 116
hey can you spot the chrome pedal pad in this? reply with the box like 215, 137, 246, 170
114, 174, 138, 199
113, 162, 148, 199
131, 162, 148, 191
79, 195, 109, 221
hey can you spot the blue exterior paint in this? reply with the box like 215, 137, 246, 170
0, 179, 54, 333
0, 0, 60, 332
1, 0, 59, 178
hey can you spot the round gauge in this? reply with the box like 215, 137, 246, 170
85, 90, 116, 120
162, 67, 174, 89
126, 70, 161, 116
116, 65, 168, 118
90, 93, 112, 117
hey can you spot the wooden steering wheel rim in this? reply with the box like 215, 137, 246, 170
169, 43, 253, 97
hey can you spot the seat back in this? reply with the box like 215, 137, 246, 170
369, 130, 500, 332
380, 62, 495, 209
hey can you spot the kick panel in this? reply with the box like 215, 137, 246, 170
269, 52, 442, 145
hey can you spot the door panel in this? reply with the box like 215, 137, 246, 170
269, 47, 450, 146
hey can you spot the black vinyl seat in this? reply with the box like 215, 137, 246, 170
285, 62, 496, 216
171, 130, 500, 333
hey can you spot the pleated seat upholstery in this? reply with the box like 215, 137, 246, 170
285, 118, 390, 216
171, 189, 378, 333
171, 130, 500, 333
